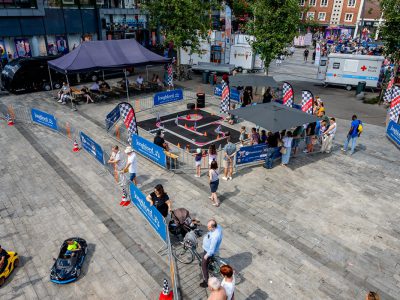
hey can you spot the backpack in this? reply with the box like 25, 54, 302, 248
357, 121, 363, 135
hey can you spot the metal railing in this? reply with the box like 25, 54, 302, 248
0, 102, 180, 299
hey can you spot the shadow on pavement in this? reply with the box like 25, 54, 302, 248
80, 243, 96, 279
245, 288, 269, 299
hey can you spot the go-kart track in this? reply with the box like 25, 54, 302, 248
137, 109, 241, 150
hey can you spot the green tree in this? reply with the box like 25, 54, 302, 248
380, 0, 400, 63
144, 0, 219, 64
246, 0, 301, 73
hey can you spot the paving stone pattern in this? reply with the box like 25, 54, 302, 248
0, 53, 399, 299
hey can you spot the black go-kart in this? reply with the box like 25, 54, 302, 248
50, 237, 87, 284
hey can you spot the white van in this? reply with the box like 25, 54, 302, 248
318, 53, 384, 90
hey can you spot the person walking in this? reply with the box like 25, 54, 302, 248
292, 125, 304, 156
341, 115, 362, 155
207, 277, 227, 300
200, 219, 223, 288
220, 265, 235, 300
222, 135, 236, 180
321, 117, 337, 153
304, 49, 309, 62
281, 131, 293, 166
209, 161, 220, 207
123, 146, 137, 185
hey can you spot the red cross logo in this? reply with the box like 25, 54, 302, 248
333, 74, 337, 77
361, 65, 367, 71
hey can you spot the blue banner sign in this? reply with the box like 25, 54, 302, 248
129, 183, 167, 242
387, 120, 400, 148
214, 85, 240, 102
131, 134, 166, 168
236, 143, 269, 165
31, 108, 58, 131
105, 105, 121, 131
154, 89, 183, 106
79, 131, 105, 165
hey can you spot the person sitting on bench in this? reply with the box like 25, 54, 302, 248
154, 130, 169, 151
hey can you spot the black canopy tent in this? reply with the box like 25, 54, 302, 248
47, 39, 171, 104
229, 74, 278, 88
228, 102, 318, 133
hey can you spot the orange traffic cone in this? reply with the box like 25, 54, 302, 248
204, 131, 207, 137
186, 114, 191, 120
217, 134, 220, 140
6, 114, 14, 126
184, 123, 188, 128
190, 126, 194, 130
72, 140, 80, 152
177, 143, 181, 148
120, 188, 130, 206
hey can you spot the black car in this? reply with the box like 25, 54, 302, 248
50, 237, 87, 284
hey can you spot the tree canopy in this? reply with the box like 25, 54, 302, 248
246, 0, 301, 71
144, 0, 218, 55
380, 0, 400, 63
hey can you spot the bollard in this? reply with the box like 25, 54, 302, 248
115, 124, 120, 140
66, 122, 71, 139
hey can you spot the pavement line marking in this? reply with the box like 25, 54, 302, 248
176, 170, 397, 300
14, 124, 170, 291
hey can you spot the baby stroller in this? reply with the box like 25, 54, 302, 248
168, 208, 201, 240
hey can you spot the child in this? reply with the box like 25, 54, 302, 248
208, 144, 217, 166
194, 148, 202, 177
239, 126, 247, 146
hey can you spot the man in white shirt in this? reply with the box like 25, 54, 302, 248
136, 75, 144, 89
123, 146, 137, 185
90, 81, 100, 92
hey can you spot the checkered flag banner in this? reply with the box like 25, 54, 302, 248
282, 82, 294, 107
301, 90, 314, 114
384, 72, 395, 103
119, 102, 138, 142
167, 63, 173, 87
220, 79, 230, 114
389, 85, 400, 122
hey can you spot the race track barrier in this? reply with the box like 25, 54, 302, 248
0, 103, 180, 300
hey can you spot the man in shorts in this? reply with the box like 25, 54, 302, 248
124, 146, 137, 185
222, 133, 236, 180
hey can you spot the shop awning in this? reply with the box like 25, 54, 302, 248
228, 102, 318, 132
48, 39, 170, 74
229, 74, 278, 88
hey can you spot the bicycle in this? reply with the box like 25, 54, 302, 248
172, 231, 230, 278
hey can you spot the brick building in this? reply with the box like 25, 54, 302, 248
299, 0, 367, 38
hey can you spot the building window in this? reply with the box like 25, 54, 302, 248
345, 13, 353, 21
347, 0, 356, 7
309, 0, 316, 6
318, 12, 326, 21
299, 12, 304, 20
299, 0, 305, 6
0, 0, 38, 8
320, 0, 328, 6
307, 12, 315, 20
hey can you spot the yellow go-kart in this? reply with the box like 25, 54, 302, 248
0, 252, 19, 287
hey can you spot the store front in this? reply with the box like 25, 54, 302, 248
103, 14, 150, 45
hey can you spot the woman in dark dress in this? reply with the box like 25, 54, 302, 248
146, 184, 172, 218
